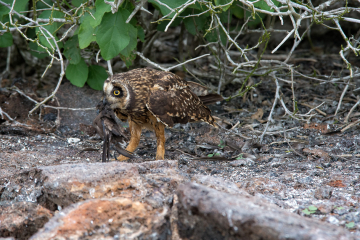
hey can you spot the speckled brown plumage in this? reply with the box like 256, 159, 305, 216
103, 68, 222, 160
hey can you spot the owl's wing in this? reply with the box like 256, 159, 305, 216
146, 83, 216, 128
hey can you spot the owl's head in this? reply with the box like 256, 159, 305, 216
103, 77, 130, 110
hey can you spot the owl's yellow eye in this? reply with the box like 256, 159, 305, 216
113, 90, 121, 95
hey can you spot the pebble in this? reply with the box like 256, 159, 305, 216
67, 138, 81, 144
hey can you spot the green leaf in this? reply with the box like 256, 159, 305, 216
302, 209, 311, 215
246, 0, 280, 27
183, 9, 208, 35
345, 222, 355, 229
96, 9, 132, 60
253, 0, 280, 11
218, 10, 230, 23
66, 58, 89, 87
78, 18, 96, 49
27, 28, 48, 58
236, 154, 243, 160
38, 10, 63, 31
218, 140, 226, 149
231, 4, 244, 19
120, 51, 136, 68
205, 27, 227, 46
137, 26, 145, 42
215, 0, 232, 11
0, 32, 13, 47
91, 0, 111, 28
87, 65, 108, 90
207, 153, 214, 157
0, 5, 8, 19
63, 35, 81, 64
81, 9, 97, 27
0, 0, 29, 19
36, 0, 52, 9
186, 1, 203, 10
28, 42, 49, 59
36, 10, 64, 49
72, 0, 87, 7
119, 23, 137, 57
308, 205, 318, 211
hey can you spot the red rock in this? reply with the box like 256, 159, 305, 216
30, 198, 169, 240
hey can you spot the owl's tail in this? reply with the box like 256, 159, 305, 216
199, 94, 223, 105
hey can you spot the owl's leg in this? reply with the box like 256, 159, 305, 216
117, 120, 142, 161
153, 122, 165, 160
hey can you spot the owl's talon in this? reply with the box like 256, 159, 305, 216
117, 155, 129, 161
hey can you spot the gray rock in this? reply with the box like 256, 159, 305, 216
342, 211, 360, 223
314, 186, 333, 199
229, 158, 254, 167
56, 82, 102, 131
298, 176, 313, 185
333, 206, 349, 216
176, 182, 355, 240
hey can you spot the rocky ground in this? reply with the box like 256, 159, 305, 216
1, 72, 360, 239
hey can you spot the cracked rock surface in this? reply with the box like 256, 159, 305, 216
1, 156, 358, 239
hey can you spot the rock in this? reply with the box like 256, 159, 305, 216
1, 158, 359, 239
1, 161, 184, 211
327, 215, 340, 225
56, 82, 102, 131
342, 211, 360, 223
298, 176, 313, 185
333, 206, 349, 216
1, 161, 185, 239
239, 177, 286, 196
176, 183, 356, 240
229, 158, 254, 167
314, 186, 333, 199
1, 169, 43, 203
30, 198, 170, 240
38, 162, 141, 210
192, 175, 249, 196
0, 202, 52, 239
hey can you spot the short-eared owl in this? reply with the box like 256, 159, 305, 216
103, 68, 222, 160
